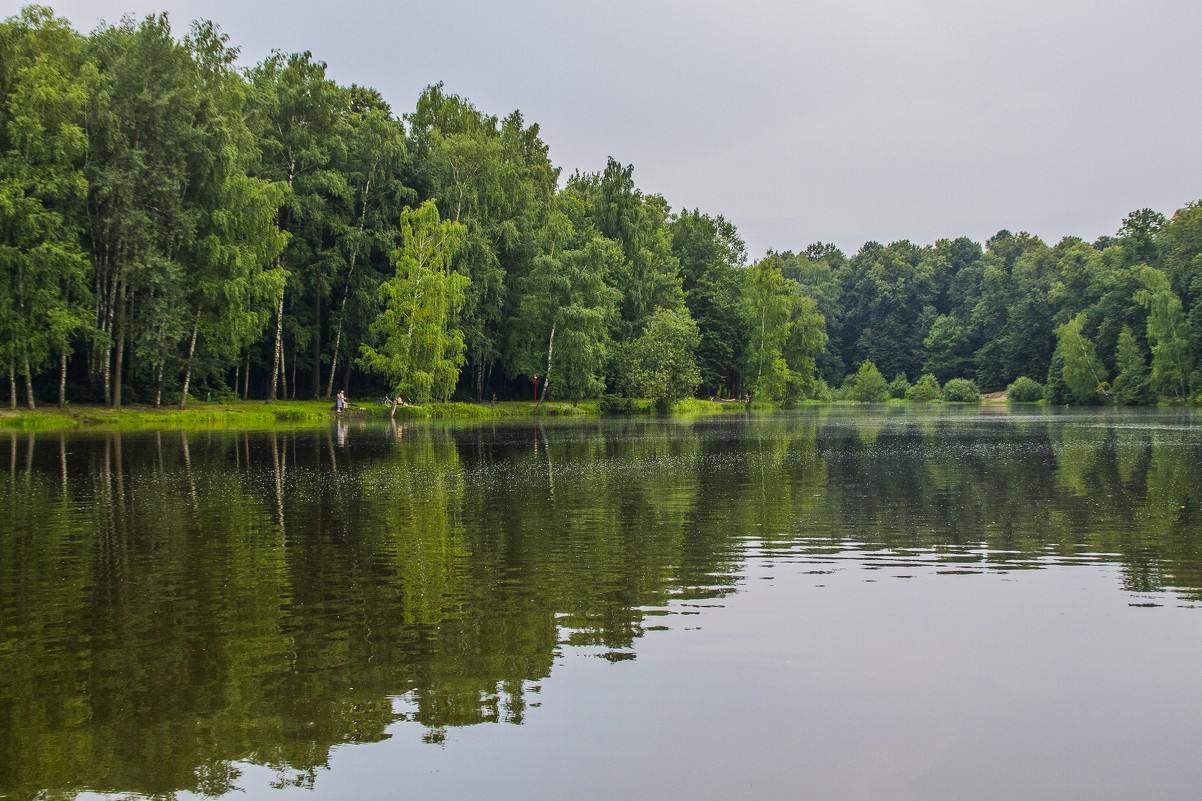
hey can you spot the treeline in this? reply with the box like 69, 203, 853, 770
2, 7, 1200, 410
774, 211, 1202, 405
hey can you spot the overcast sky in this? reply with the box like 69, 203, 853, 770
22, 0, 1202, 259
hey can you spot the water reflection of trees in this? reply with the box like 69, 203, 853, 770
0, 410, 1199, 798
811, 410, 1201, 594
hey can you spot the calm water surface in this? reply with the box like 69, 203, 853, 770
2, 406, 1201, 800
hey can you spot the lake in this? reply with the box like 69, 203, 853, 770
2, 406, 1200, 800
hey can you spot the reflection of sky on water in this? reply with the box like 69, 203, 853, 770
197, 554, 1201, 801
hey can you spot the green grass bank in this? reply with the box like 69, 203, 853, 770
0, 397, 753, 432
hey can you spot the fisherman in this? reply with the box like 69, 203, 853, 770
389, 394, 407, 418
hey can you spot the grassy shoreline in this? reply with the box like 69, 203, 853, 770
0, 399, 546, 431
3, 391, 1128, 432
0, 397, 751, 432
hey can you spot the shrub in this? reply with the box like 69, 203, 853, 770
1007, 376, 1044, 403
906, 373, 943, 402
621, 307, 703, 412
888, 373, 911, 399
942, 378, 980, 402
599, 394, 634, 415
849, 360, 889, 402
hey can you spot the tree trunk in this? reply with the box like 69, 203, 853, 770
179, 308, 201, 409
101, 343, 110, 406
112, 277, 127, 409
243, 351, 251, 400
325, 182, 371, 399
101, 269, 118, 406
23, 358, 36, 410
756, 304, 767, 388
113, 334, 124, 409
536, 325, 555, 412
89, 270, 100, 381
326, 328, 342, 400
59, 348, 68, 409
312, 281, 321, 399
269, 293, 284, 402
279, 338, 288, 402
8, 360, 16, 410
326, 250, 360, 398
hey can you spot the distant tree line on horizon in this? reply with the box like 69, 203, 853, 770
3, 6, 1201, 411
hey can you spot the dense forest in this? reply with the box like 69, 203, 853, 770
2, 6, 1200, 410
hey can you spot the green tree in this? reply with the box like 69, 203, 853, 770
888, 373, 911, 399
740, 259, 792, 401
921, 314, 971, 382
1052, 313, 1108, 404
783, 294, 827, 401
1006, 376, 1044, 403
85, 13, 192, 407
511, 223, 621, 402
323, 86, 411, 399
175, 21, 287, 408
773, 244, 847, 382
1045, 349, 1070, 404
248, 49, 351, 400
619, 307, 702, 412
839, 240, 933, 380
1158, 203, 1202, 373
848, 360, 889, 402
573, 158, 684, 340
670, 209, 747, 397
83, 13, 274, 407
359, 200, 469, 402
1112, 325, 1153, 405
1116, 207, 1165, 267
1049, 239, 1104, 313
970, 232, 1055, 391
1087, 245, 1149, 379
942, 377, 980, 402
407, 85, 558, 400
906, 374, 942, 401
0, 7, 91, 408
1135, 266, 1193, 400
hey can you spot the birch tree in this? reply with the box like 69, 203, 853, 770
359, 200, 468, 402
1136, 266, 1193, 400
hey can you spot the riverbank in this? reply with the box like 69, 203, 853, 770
0, 398, 563, 431
0, 397, 757, 432
0, 392, 1027, 432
